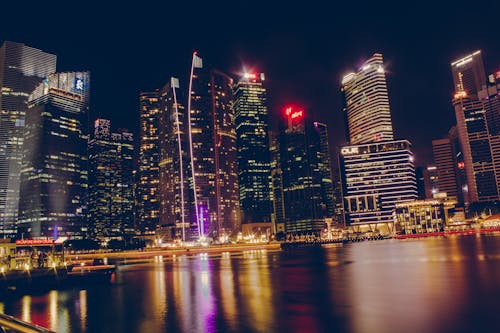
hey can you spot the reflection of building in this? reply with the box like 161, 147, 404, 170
187, 53, 240, 238
279, 106, 334, 233
88, 119, 135, 238
0, 41, 56, 236
234, 72, 271, 224
395, 198, 456, 234
137, 91, 161, 234
341, 53, 394, 144
19, 72, 90, 238
339, 140, 418, 230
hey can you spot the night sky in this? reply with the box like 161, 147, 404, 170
2, 0, 500, 167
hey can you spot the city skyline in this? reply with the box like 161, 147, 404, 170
2, 1, 499, 167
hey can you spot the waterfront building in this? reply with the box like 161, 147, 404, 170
0, 41, 56, 236
279, 106, 333, 233
137, 91, 161, 234
341, 53, 394, 145
18, 71, 90, 238
339, 140, 418, 231
88, 119, 135, 239
158, 77, 191, 240
187, 53, 240, 238
233, 72, 271, 224
395, 198, 457, 234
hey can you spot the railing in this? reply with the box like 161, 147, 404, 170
0, 313, 54, 333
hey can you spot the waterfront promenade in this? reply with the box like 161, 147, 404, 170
66, 242, 281, 263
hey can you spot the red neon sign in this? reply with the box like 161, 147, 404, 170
283, 105, 305, 120
291, 110, 303, 119
16, 239, 54, 246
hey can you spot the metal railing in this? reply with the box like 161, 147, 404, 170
0, 313, 54, 333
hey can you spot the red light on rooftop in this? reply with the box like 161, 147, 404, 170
283, 105, 305, 120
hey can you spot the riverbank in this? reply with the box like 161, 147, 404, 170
67, 242, 281, 264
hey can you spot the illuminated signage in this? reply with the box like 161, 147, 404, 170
291, 110, 303, 119
16, 239, 54, 246
341, 147, 359, 155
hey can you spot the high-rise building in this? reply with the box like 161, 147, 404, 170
269, 131, 285, 233
137, 91, 161, 234
339, 53, 417, 230
0, 41, 56, 236
423, 165, 439, 199
18, 71, 90, 238
315, 122, 335, 218
279, 106, 333, 233
233, 72, 271, 224
432, 138, 461, 200
451, 51, 498, 202
187, 53, 240, 238
158, 78, 191, 240
341, 53, 394, 145
88, 119, 135, 239
339, 140, 418, 229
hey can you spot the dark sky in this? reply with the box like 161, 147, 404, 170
2, 0, 500, 166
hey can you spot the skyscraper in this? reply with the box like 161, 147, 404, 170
18, 71, 90, 238
339, 140, 418, 229
339, 53, 417, 230
88, 119, 135, 239
187, 53, 240, 238
279, 106, 333, 233
432, 138, 461, 201
451, 51, 498, 202
158, 77, 191, 240
234, 72, 271, 224
341, 53, 393, 145
0, 41, 56, 236
137, 91, 161, 234
269, 131, 285, 233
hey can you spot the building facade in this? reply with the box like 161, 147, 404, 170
18, 71, 90, 238
341, 53, 394, 145
158, 78, 191, 240
451, 51, 499, 202
233, 72, 271, 224
137, 91, 161, 234
279, 106, 333, 233
187, 54, 240, 238
0, 41, 56, 236
88, 119, 134, 239
339, 140, 418, 230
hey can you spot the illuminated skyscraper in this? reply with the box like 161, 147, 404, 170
341, 53, 393, 144
432, 138, 461, 201
137, 91, 161, 234
339, 140, 418, 229
158, 77, 191, 240
279, 106, 333, 233
451, 51, 498, 202
269, 131, 285, 233
234, 72, 271, 224
88, 119, 135, 238
18, 71, 90, 238
187, 53, 240, 238
0, 41, 56, 236
340, 54, 417, 230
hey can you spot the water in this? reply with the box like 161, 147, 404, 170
2, 234, 500, 333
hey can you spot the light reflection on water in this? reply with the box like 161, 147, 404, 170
2, 235, 500, 332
